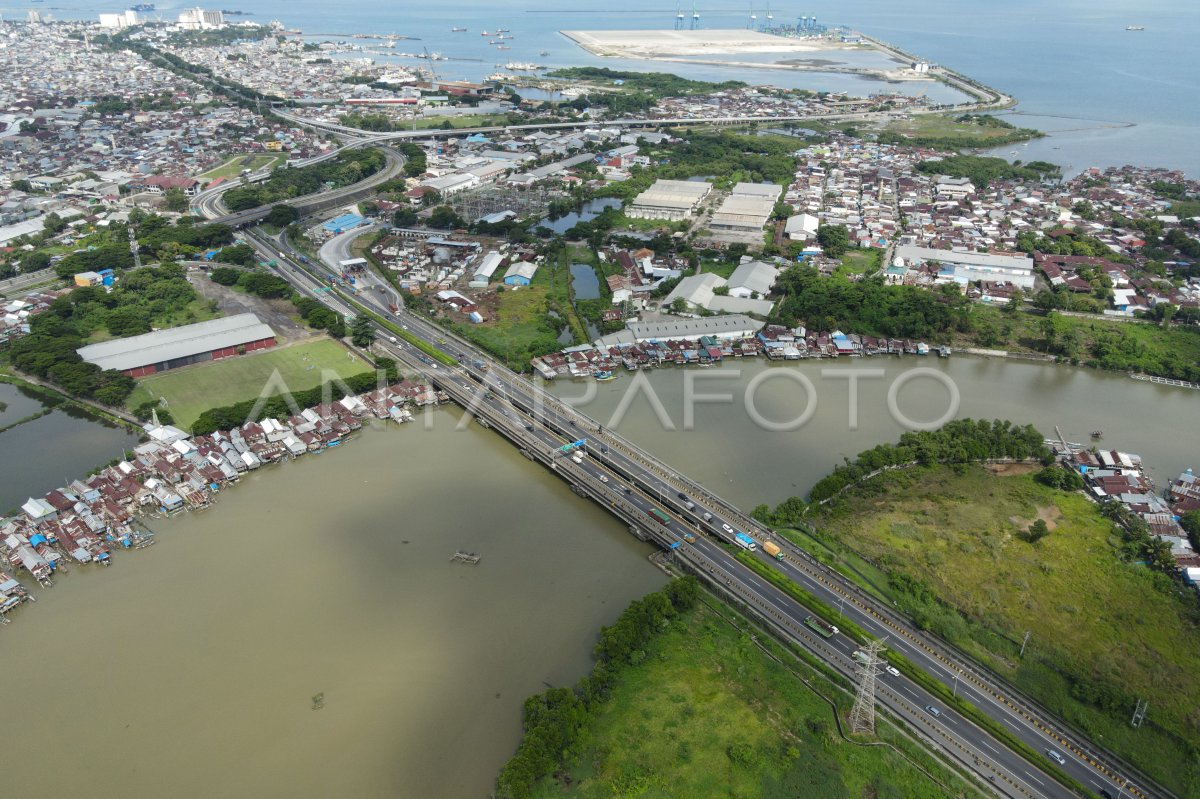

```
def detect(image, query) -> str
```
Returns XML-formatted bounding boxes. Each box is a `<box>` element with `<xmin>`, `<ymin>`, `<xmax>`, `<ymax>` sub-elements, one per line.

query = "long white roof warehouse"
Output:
<box><xmin>76</xmin><ymin>312</ymin><xmax>277</xmax><ymax>377</ymax></box>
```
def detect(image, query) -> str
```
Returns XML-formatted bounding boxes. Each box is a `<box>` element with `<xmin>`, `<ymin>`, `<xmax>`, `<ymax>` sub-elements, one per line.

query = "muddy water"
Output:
<box><xmin>0</xmin><ymin>409</ymin><xmax>664</xmax><ymax>798</ymax></box>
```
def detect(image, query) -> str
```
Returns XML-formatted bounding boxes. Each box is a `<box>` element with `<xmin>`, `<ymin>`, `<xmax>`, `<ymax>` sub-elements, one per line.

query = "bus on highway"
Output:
<box><xmin>647</xmin><ymin>508</ymin><xmax>671</xmax><ymax>526</ymax></box>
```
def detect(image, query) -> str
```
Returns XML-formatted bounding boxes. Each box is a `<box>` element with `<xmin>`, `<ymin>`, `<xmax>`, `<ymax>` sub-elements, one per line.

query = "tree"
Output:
<box><xmin>209</xmin><ymin>266</ymin><xmax>242</xmax><ymax>286</ymax></box>
<box><xmin>163</xmin><ymin>188</ymin><xmax>190</xmax><ymax>213</ymax></box>
<box><xmin>429</xmin><ymin>205</ymin><xmax>464</xmax><ymax>230</ymax></box>
<box><xmin>350</xmin><ymin>315</ymin><xmax>375</xmax><ymax>348</ymax></box>
<box><xmin>1003</xmin><ymin>290</ymin><xmax>1023</xmax><ymax>316</ymax></box>
<box><xmin>1026</xmin><ymin>519</ymin><xmax>1050</xmax><ymax>543</ymax></box>
<box><xmin>816</xmin><ymin>224</ymin><xmax>850</xmax><ymax>258</ymax></box>
<box><xmin>217</xmin><ymin>243</ymin><xmax>257</xmax><ymax>266</ymax></box>
<box><xmin>105</xmin><ymin>307</ymin><xmax>152</xmax><ymax>337</ymax></box>
<box><xmin>264</xmin><ymin>204</ymin><xmax>300</xmax><ymax>227</ymax></box>
<box><xmin>393</xmin><ymin>207</ymin><xmax>418</xmax><ymax>227</ymax></box>
<box><xmin>17</xmin><ymin>250</ymin><xmax>52</xmax><ymax>274</ymax></box>
<box><xmin>1180</xmin><ymin>510</ymin><xmax>1200</xmax><ymax>553</ymax></box>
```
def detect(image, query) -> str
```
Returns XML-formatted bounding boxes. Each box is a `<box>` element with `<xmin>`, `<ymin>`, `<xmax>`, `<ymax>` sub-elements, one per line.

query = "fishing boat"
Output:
<box><xmin>1091</xmin><ymin>430</ymin><xmax>1103</xmax><ymax>440</ymax></box>
<box><xmin>1125</xmin><ymin>25</ymin><xmax>1145</xmax><ymax>31</ymax></box>
<box><xmin>595</xmin><ymin>370</ymin><xmax>616</xmax><ymax>382</ymax></box>
<box><xmin>450</xmin><ymin>26</ymin><xmax>467</xmax><ymax>32</ymax></box>
<box><xmin>480</xmin><ymin>30</ymin><xmax>491</xmax><ymax>36</ymax></box>
<box><xmin>539</xmin><ymin>50</ymin><xmax>550</xmax><ymax>56</ymax></box>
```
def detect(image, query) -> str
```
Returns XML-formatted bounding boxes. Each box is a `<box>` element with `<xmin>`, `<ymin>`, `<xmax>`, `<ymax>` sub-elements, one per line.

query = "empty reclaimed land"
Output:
<box><xmin>516</xmin><ymin>591</ymin><xmax>976</xmax><ymax>799</ymax></box>
<box><xmin>796</xmin><ymin>465</ymin><xmax>1200</xmax><ymax>796</ymax></box>
<box><xmin>560</xmin><ymin>29</ymin><xmax>936</xmax><ymax>84</ymax></box>
<box><xmin>125</xmin><ymin>339</ymin><xmax>372</xmax><ymax>429</ymax></box>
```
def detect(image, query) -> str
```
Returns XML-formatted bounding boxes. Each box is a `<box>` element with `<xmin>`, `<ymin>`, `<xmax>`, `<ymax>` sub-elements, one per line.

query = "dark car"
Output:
<box><xmin>677</xmin><ymin>492</ymin><xmax>687</xmax><ymax>500</ymax></box>
<box><xmin>524</xmin><ymin>424</ymin><xmax>533</xmax><ymax>431</ymax></box>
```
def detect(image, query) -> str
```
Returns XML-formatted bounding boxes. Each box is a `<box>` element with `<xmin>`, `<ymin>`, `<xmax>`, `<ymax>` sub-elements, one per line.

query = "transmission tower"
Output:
<box><xmin>848</xmin><ymin>639</ymin><xmax>888</xmax><ymax>735</ymax></box>
<box><xmin>1131</xmin><ymin>698</ymin><xmax>1148</xmax><ymax>728</ymax></box>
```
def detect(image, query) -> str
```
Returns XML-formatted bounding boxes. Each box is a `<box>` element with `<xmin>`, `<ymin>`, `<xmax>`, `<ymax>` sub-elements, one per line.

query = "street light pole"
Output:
<box><xmin>952</xmin><ymin>670</ymin><xmax>960</xmax><ymax>697</ymax></box>
<box><xmin>1116</xmin><ymin>778</ymin><xmax>1130</xmax><ymax>799</ymax></box>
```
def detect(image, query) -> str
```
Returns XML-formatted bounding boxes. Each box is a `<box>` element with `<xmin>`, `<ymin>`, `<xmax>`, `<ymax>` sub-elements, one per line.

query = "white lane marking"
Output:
<box><xmin>978</xmin><ymin>739</ymin><xmax>999</xmax><ymax>754</ymax></box>
<box><xmin>1024</xmin><ymin>771</ymin><xmax>1045</xmax><ymax>787</ymax></box>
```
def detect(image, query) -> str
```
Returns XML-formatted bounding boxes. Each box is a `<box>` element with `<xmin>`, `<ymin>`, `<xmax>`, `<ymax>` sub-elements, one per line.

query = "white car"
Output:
<box><xmin>599</xmin><ymin>475</ymin><xmax>609</xmax><ymax>483</ymax></box>
<box><xmin>884</xmin><ymin>666</ymin><xmax>900</xmax><ymax>677</ymax></box>
<box><xmin>721</xmin><ymin>523</ymin><xmax>734</xmax><ymax>534</ymax></box>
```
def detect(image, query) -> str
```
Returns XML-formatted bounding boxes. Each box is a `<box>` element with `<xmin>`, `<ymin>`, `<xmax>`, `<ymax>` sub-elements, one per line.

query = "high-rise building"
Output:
<box><xmin>98</xmin><ymin>10</ymin><xmax>140</xmax><ymax>29</ymax></box>
<box><xmin>177</xmin><ymin>7</ymin><xmax>224</xmax><ymax>30</ymax></box>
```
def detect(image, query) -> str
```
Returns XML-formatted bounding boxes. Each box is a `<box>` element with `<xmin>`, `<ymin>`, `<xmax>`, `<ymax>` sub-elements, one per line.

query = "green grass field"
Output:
<box><xmin>414</xmin><ymin>113</ymin><xmax>510</xmax><ymax>129</ymax></box>
<box><xmin>531</xmin><ymin>600</ymin><xmax>973</xmax><ymax>799</ymax></box>
<box><xmin>198</xmin><ymin>154</ymin><xmax>285</xmax><ymax>181</ymax></box>
<box><xmin>126</xmin><ymin>339</ymin><xmax>371</xmax><ymax>428</ymax></box>
<box><xmin>835</xmin><ymin>249</ymin><xmax>882</xmax><ymax>276</ymax></box>
<box><xmin>804</xmin><ymin>465</ymin><xmax>1200</xmax><ymax>795</ymax></box>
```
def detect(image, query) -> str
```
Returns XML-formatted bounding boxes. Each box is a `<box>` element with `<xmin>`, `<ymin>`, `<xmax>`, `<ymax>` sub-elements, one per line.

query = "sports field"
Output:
<box><xmin>126</xmin><ymin>339</ymin><xmax>371</xmax><ymax>428</ymax></box>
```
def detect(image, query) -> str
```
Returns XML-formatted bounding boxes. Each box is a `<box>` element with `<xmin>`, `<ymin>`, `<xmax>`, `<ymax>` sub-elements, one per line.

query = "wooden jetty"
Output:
<box><xmin>450</xmin><ymin>551</ymin><xmax>482</xmax><ymax>565</ymax></box>
<box><xmin>1130</xmin><ymin>373</ymin><xmax>1200</xmax><ymax>390</ymax></box>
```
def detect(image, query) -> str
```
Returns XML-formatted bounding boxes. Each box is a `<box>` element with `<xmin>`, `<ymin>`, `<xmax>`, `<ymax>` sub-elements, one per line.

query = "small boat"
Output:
<box><xmin>1125</xmin><ymin>25</ymin><xmax>1145</xmax><ymax>31</ymax></box>
<box><xmin>539</xmin><ymin>50</ymin><xmax>550</xmax><ymax>56</ymax></box>
<box><xmin>450</xmin><ymin>27</ymin><xmax>467</xmax><ymax>32</ymax></box>
<box><xmin>1091</xmin><ymin>430</ymin><xmax>1103</xmax><ymax>439</ymax></box>
<box><xmin>595</xmin><ymin>370</ymin><xmax>616</xmax><ymax>382</ymax></box>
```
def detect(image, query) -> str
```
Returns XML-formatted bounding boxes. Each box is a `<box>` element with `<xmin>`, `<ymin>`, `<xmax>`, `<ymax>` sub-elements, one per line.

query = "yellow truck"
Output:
<box><xmin>763</xmin><ymin>540</ymin><xmax>784</xmax><ymax>560</ymax></box>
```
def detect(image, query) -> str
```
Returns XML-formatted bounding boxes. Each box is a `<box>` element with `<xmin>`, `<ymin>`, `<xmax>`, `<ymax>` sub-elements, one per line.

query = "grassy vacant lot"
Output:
<box><xmin>532</xmin><ymin>600</ymin><xmax>973</xmax><ymax>799</ymax></box>
<box><xmin>126</xmin><ymin>339</ymin><xmax>370</xmax><ymax>428</ymax></box>
<box><xmin>198</xmin><ymin>154</ymin><xmax>285</xmax><ymax>181</ymax></box>
<box><xmin>448</xmin><ymin>249</ymin><xmax>588</xmax><ymax>369</ymax></box>
<box><xmin>878</xmin><ymin>114</ymin><xmax>1039</xmax><ymax>145</ymax></box>
<box><xmin>836</xmin><ymin>249</ymin><xmax>882</xmax><ymax>276</ymax></box>
<box><xmin>802</xmin><ymin>465</ymin><xmax>1200</xmax><ymax>796</ymax></box>
<box><xmin>415</xmin><ymin>113</ymin><xmax>510</xmax><ymax>129</ymax></box>
<box><xmin>965</xmin><ymin>305</ymin><xmax>1200</xmax><ymax>380</ymax></box>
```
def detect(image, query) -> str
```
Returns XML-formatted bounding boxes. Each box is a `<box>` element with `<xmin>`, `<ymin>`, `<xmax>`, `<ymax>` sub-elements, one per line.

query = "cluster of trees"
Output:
<box><xmin>1016</xmin><ymin>229</ymin><xmax>1125</xmax><ymax>260</ymax></box>
<box><xmin>546</xmin><ymin>67</ymin><xmax>744</xmax><ymax>98</ymax></box>
<box><xmin>495</xmin><ymin>578</ymin><xmax>700</xmax><ymax>799</ymax></box>
<box><xmin>189</xmin><ymin>367</ymin><xmax>393</xmax><ymax>435</ymax></box>
<box><xmin>135</xmin><ymin>216</ymin><xmax>235</xmax><ymax>261</ymax></box>
<box><xmin>772</xmin><ymin>266</ymin><xmax>972</xmax><ymax>340</ymax></box>
<box><xmin>1099</xmin><ymin>501</ymin><xmax>1177</xmax><ymax>574</ymax></box>
<box><xmin>805</xmin><ymin>419</ymin><xmax>1049</xmax><ymax>503</ymax></box>
<box><xmin>208</xmin><ymin>267</ymin><xmax>346</xmax><ymax>337</ymax></box>
<box><xmin>222</xmin><ymin>149</ymin><xmax>386</xmax><ymax>212</ymax></box>
<box><xmin>1033</xmin><ymin>465</ymin><xmax>1085</xmax><ymax>491</ymax></box>
<box><xmin>7</xmin><ymin>264</ymin><xmax>204</xmax><ymax>405</ymax></box>
<box><xmin>53</xmin><ymin>243</ymin><xmax>135</xmax><ymax>278</ymax></box>
<box><xmin>915</xmin><ymin>155</ymin><xmax>1060</xmax><ymax>188</ymax></box>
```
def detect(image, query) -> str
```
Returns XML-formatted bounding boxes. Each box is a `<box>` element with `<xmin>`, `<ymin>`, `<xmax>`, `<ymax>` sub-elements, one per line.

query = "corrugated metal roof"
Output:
<box><xmin>76</xmin><ymin>313</ymin><xmax>275</xmax><ymax>371</ymax></box>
